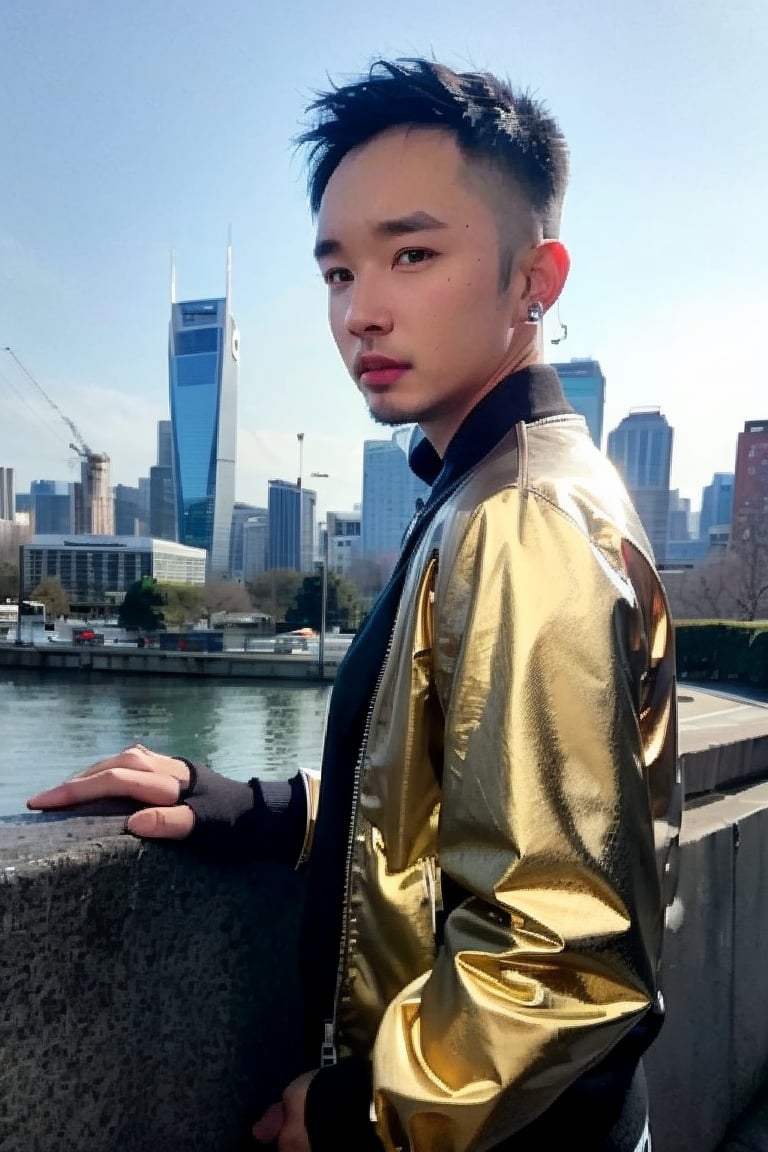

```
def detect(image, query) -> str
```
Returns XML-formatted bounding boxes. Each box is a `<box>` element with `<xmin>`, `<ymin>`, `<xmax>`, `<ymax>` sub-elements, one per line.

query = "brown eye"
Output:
<box><xmin>394</xmin><ymin>248</ymin><xmax>435</xmax><ymax>266</ymax></box>
<box><xmin>324</xmin><ymin>267</ymin><xmax>353</xmax><ymax>285</ymax></box>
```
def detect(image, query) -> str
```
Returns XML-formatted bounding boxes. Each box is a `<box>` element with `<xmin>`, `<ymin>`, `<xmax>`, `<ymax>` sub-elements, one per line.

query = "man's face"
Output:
<box><xmin>314</xmin><ymin>127</ymin><xmax>530</xmax><ymax>451</ymax></box>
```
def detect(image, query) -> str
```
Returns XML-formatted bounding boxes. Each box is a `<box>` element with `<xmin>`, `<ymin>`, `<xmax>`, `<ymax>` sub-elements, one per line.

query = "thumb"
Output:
<box><xmin>126</xmin><ymin>804</ymin><xmax>194</xmax><ymax>840</ymax></box>
<box><xmin>252</xmin><ymin>1101</ymin><xmax>284</xmax><ymax>1143</ymax></box>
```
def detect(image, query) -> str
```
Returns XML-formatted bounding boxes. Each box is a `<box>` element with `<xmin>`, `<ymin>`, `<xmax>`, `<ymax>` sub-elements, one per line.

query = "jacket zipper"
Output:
<box><xmin>321</xmin><ymin>614</ymin><xmax>399</xmax><ymax>1067</ymax></box>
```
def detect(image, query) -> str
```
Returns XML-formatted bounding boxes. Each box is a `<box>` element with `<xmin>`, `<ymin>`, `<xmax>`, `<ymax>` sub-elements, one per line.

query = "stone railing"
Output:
<box><xmin>4</xmin><ymin>731</ymin><xmax>768</xmax><ymax>1151</ymax></box>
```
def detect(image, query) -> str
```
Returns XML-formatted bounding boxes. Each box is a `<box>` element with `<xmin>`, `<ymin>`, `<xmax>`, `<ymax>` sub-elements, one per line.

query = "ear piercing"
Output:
<box><xmin>527</xmin><ymin>301</ymin><xmax>544</xmax><ymax>323</ymax></box>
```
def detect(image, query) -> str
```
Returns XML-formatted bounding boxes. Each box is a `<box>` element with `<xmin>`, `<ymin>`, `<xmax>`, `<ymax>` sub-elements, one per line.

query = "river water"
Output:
<box><xmin>0</xmin><ymin>670</ymin><xmax>330</xmax><ymax>818</ymax></box>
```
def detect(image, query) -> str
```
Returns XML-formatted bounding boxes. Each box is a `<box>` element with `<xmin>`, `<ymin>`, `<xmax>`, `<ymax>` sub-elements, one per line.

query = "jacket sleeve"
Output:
<box><xmin>372</xmin><ymin>489</ymin><xmax>676</xmax><ymax>1152</ymax></box>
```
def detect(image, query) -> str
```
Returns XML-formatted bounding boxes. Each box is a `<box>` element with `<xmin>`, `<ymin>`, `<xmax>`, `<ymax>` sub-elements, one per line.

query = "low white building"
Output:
<box><xmin>22</xmin><ymin>535</ymin><xmax>206</xmax><ymax>611</ymax></box>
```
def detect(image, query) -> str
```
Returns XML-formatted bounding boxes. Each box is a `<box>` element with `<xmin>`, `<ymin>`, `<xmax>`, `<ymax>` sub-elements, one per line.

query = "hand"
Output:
<box><xmin>26</xmin><ymin>743</ymin><xmax>195</xmax><ymax>839</ymax></box>
<box><xmin>253</xmin><ymin>1071</ymin><xmax>317</xmax><ymax>1151</ymax></box>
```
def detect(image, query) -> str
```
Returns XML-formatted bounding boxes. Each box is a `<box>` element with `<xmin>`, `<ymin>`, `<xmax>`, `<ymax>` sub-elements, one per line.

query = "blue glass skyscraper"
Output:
<box><xmin>361</xmin><ymin>428</ymin><xmax>430</xmax><ymax>564</ymax></box>
<box><xmin>552</xmin><ymin>358</ymin><xmax>606</xmax><ymax>449</ymax></box>
<box><xmin>168</xmin><ymin>248</ymin><xmax>238</xmax><ymax>577</ymax></box>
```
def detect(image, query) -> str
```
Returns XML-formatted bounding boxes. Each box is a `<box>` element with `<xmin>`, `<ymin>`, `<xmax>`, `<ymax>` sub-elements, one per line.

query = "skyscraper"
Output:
<box><xmin>0</xmin><ymin>467</ymin><xmax>14</xmax><ymax>521</ymax></box>
<box><xmin>699</xmin><ymin>472</ymin><xmax>734</xmax><ymax>543</ymax></box>
<box><xmin>229</xmin><ymin>502</ymin><xmax>267</xmax><ymax>580</ymax></box>
<box><xmin>31</xmin><ymin>480</ymin><xmax>76</xmax><ymax>535</ymax></box>
<box><xmin>150</xmin><ymin>419</ymin><xmax>176</xmax><ymax>542</ymax></box>
<box><xmin>114</xmin><ymin>484</ymin><xmax>148</xmax><ymax>536</ymax></box>
<box><xmin>552</xmin><ymin>358</ymin><xmax>606</xmax><ymax>449</ymax></box>
<box><xmin>157</xmin><ymin>420</ymin><xmax>173</xmax><ymax>469</ymax></box>
<box><xmin>267</xmin><ymin>480</ymin><xmax>316</xmax><ymax>572</ymax></box>
<box><xmin>732</xmin><ymin>420</ymin><xmax>768</xmax><ymax>547</ymax></box>
<box><xmin>607</xmin><ymin>408</ymin><xmax>673</xmax><ymax>564</ymax></box>
<box><xmin>361</xmin><ymin>429</ymin><xmax>430</xmax><ymax>563</ymax></box>
<box><xmin>168</xmin><ymin>249</ymin><xmax>238</xmax><ymax>577</ymax></box>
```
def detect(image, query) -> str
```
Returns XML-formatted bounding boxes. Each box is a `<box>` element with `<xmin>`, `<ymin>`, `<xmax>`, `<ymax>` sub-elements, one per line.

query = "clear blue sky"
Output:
<box><xmin>1</xmin><ymin>0</ymin><xmax>766</xmax><ymax>516</ymax></box>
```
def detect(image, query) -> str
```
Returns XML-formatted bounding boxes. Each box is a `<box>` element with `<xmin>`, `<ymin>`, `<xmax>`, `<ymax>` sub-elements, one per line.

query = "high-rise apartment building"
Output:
<box><xmin>552</xmin><ymin>358</ymin><xmax>606</xmax><ymax>449</ymax></box>
<box><xmin>31</xmin><ymin>480</ymin><xmax>76</xmax><ymax>535</ymax></box>
<box><xmin>732</xmin><ymin>420</ymin><xmax>768</xmax><ymax>548</ymax></box>
<box><xmin>74</xmin><ymin>454</ymin><xmax>114</xmax><ymax>535</ymax></box>
<box><xmin>699</xmin><ymin>472</ymin><xmax>734</xmax><ymax>543</ymax></box>
<box><xmin>168</xmin><ymin>249</ymin><xmax>239</xmax><ymax>577</ymax></box>
<box><xmin>0</xmin><ymin>468</ymin><xmax>14</xmax><ymax>521</ymax></box>
<box><xmin>361</xmin><ymin>429</ymin><xmax>430</xmax><ymax>563</ymax></box>
<box><xmin>267</xmin><ymin>480</ymin><xmax>316</xmax><ymax>572</ymax></box>
<box><xmin>607</xmin><ymin>408</ymin><xmax>673</xmax><ymax>564</ymax></box>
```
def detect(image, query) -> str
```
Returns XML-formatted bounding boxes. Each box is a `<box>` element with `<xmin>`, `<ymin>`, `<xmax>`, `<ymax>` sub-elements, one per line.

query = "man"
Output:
<box><xmin>29</xmin><ymin>59</ymin><xmax>680</xmax><ymax>1152</ymax></box>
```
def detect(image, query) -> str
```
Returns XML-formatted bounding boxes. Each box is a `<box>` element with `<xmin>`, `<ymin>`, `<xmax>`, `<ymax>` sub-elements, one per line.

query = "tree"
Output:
<box><xmin>202</xmin><ymin>580</ymin><xmax>254</xmax><ymax>616</ymax></box>
<box><xmin>156</xmin><ymin>583</ymin><xmax>205</xmax><ymax>629</ymax></box>
<box><xmin>284</xmin><ymin>571</ymin><xmax>363</xmax><ymax>631</ymax></box>
<box><xmin>247</xmin><ymin>570</ymin><xmax>305</xmax><ymax>624</ymax></box>
<box><xmin>119</xmin><ymin>577</ymin><xmax>165</xmax><ymax>632</ymax></box>
<box><xmin>30</xmin><ymin>577</ymin><xmax>70</xmax><ymax>618</ymax></box>
<box><xmin>731</xmin><ymin>513</ymin><xmax>768</xmax><ymax>621</ymax></box>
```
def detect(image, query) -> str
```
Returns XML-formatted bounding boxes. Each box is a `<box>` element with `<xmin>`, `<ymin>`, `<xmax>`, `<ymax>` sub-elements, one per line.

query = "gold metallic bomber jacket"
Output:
<box><xmin>317</xmin><ymin>414</ymin><xmax>680</xmax><ymax>1152</ymax></box>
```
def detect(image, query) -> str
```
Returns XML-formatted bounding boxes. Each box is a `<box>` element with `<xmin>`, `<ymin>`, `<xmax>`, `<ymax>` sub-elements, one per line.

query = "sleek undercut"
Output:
<box><xmin>297</xmin><ymin>58</ymin><xmax>569</xmax><ymax>288</ymax></box>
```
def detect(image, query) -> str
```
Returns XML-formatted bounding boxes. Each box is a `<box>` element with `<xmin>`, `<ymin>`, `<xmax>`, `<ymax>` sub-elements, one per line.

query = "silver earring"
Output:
<box><xmin>527</xmin><ymin>300</ymin><xmax>544</xmax><ymax>323</ymax></box>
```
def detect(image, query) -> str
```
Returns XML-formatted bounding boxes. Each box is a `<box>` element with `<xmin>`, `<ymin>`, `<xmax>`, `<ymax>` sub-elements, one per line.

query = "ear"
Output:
<box><xmin>526</xmin><ymin>240</ymin><xmax>570</xmax><ymax>313</ymax></box>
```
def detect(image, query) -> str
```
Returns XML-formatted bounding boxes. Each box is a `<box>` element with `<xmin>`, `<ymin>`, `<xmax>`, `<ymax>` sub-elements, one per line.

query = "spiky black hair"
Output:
<box><xmin>298</xmin><ymin>58</ymin><xmax>569</xmax><ymax>238</ymax></box>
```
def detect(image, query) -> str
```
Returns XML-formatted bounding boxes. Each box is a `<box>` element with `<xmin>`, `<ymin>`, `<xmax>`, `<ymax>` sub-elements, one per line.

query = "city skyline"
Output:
<box><xmin>1</xmin><ymin>2</ymin><xmax>766</xmax><ymax>520</ymax></box>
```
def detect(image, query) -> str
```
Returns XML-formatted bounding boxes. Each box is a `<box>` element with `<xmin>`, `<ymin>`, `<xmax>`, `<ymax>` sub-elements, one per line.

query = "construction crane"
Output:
<box><xmin>2</xmin><ymin>346</ymin><xmax>114</xmax><ymax>535</ymax></box>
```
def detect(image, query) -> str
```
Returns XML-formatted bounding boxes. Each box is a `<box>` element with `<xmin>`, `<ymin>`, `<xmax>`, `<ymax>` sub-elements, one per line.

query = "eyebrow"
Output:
<box><xmin>313</xmin><ymin>211</ymin><xmax>448</xmax><ymax>261</ymax></box>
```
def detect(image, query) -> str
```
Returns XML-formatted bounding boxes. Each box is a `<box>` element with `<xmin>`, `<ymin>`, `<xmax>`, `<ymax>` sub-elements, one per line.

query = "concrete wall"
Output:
<box><xmin>0</xmin><ymin>815</ymin><xmax>304</xmax><ymax>1152</ymax></box>
<box><xmin>4</xmin><ymin>775</ymin><xmax>768</xmax><ymax>1150</ymax></box>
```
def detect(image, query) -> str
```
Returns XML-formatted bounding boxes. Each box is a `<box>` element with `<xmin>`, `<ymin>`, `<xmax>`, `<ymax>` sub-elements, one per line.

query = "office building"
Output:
<box><xmin>114</xmin><ymin>484</ymin><xmax>149</xmax><ymax>536</ymax></box>
<box><xmin>732</xmin><ymin>420</ymin><xmax>768</xmax><ymax>551</ymax></box>
<box><xmin>157</xmin><ymin>420</ymin><xmax>173</xmax><ymax>469</ymax></box>
<box><xmin>243</xmin><ymin>513</ymin><xmax>269</xmax><ymax>581</ymax></box>
<box><xmin>229</xmin><ymin>502</ymin><xmax>267</xmax><ymax>580</ymax></box>
<box><xmin>607</xmin><ymin>408</ymin><xmax>673</xmax><ymax>564</ymax></box>
<box><xmin>267</xmin><ymin>480</ymin><xmax>316</xmax><ymax>572</ymax></box>
<box><xmin>149</xmin><ymin>420</ymin><xmax>176</xmax><ymax>542</ymax></box>
<box><xmin>169</xmin><ymin>248</ymin><xmax>239</xmax><ymax>576</ymax></box>
<box><xmin>326</xmin><ymin>510</ymin><xmax>362</xmax><ymax>577</ymax></box>
<box><xmin>22</xmin><ymin>535</ymin><xmax>205</xmax><ymax>612</ymax></box>
<box><xmin>0</xmin><ymin>467</ymin><xmax>14</xmax><ymax>521</ymax></box>
<box><xmin>361</xmin><ymin>429</ymin><xmax>430</xmax><ymax>563</ymax></box>
<box><xmin>31</xmin><ymin>480</ymin><xmax>76</xmax><ymax>535</ymax></box>
<box><xmin>699</xmin><ymin>473</ymin><xmax>734</xmax><ymax>543</ymax></box>
<box><xmin>552</xmin><ymin>358</ymin><xmax>606</xmax><ymax>449</ymax></box>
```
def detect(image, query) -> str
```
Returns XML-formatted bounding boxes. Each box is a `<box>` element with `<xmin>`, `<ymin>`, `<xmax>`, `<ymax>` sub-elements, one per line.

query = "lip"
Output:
<box><xmin>355</xmin><ymin>354</ymin><xmax>411</xmax><ymax>389</ymax></box>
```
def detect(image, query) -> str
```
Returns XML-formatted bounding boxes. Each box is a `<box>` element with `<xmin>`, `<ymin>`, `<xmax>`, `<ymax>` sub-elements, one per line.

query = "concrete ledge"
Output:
<box><xmin>6</xmin><ymin>780</ymin><xmax>768</xmax><ymax>1152</ymax></box>
<box><xmin>0</xmin><ymin>644</ymin><xmax>335</xmax><ymax>680</ymax></box>
<box><xmin>0</xmin><ymin>816</ymin><xmax>304</xmax><ymax>1152</ymax></box>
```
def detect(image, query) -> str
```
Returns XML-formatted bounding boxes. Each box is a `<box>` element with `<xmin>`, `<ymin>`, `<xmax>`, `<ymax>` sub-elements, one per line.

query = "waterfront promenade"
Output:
<box><xmin>3</xmin><ymin>684</ymin><xmax>768</xmax><ymax>1151</ymax></box>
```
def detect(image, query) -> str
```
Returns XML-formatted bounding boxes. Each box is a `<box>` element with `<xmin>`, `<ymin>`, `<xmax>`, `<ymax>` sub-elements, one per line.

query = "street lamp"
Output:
<box><xmin>310</xmin><ymin>472</ymin><xmax>330</xmax><ymax>680</ymax></box>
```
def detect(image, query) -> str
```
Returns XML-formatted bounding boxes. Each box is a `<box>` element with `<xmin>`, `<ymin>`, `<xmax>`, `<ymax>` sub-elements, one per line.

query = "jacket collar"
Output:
<box><xmin>409</xmin><ymin>363</ymin><xmax>572</xmax><ymax>490</ymax></box>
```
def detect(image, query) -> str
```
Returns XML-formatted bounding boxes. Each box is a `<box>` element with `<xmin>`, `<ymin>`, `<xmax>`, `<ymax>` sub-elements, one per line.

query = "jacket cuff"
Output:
<box><xmin>305</xmin><ymin>1058</ymin><xmax>383</xmax><ymax>1152</ymax></box>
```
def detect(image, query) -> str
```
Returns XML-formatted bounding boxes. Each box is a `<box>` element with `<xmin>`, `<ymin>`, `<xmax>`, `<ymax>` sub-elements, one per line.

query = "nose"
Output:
<box><xmin>344</xmin><ymin>276</ymin><xmax>393</xmax><ymax>338</ymax></box>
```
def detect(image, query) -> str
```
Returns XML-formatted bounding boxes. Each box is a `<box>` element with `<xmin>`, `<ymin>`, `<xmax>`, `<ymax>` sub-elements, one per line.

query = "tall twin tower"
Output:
<box><xmin>168</xmin><ymin>247</ymin><xmax>239</xmax><ymax>577</ymax></box>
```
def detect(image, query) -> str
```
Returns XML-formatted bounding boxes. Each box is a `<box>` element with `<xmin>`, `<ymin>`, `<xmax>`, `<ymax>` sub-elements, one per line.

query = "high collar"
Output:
<box><xmin>409</xmin><ymin>363</ymin><xmax>572</xmax><ymax>490</ymax></box>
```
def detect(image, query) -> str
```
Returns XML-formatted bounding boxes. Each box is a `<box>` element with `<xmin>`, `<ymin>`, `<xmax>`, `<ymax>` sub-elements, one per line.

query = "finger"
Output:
<box><xmin>126</xmin><ymin>805</ymin><xmax>194</xmax><ymax>840</ymax></box>
<box><xmin>252</xmin><ymin>1101</ymin><xmax>284</xmax><ymax>1143</ymax></box>
<box><xmin>27</xmin><ymin>767</ymin><xmax>182</xmax><ymax>811</ymax></box>
<box><xmin>70</xmin><ymin>745</ymin><xmax>189</xmax><ymax>784</ymax></box>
